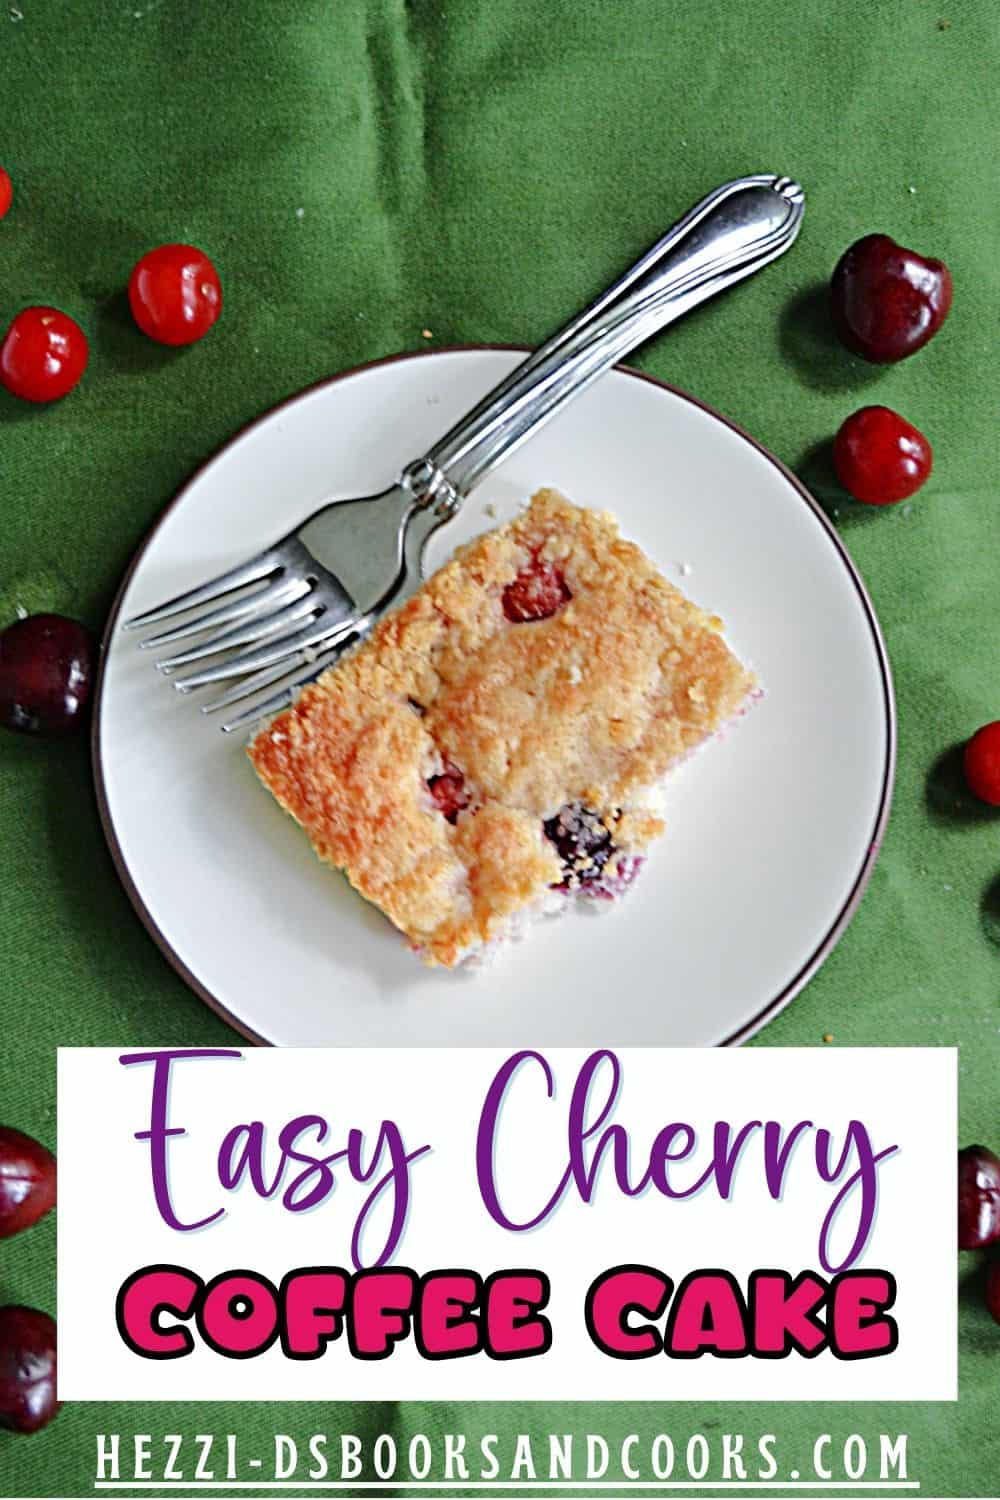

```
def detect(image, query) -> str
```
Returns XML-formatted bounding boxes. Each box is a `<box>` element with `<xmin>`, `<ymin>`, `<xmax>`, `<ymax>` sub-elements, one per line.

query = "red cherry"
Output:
<box><xmin>428</xmin><ymin>765</ymin><xmax>469</xmax><ymax>824</ymax></box>
<box><xmin>0</xmin><ymin>167</ymin><xmax>12</xmax><ymax>220</ymax></box>
<box><xmin>958</xmin><ymin>1145</ymin><xmax>1000</xmax><ymax>1250</ymax></box>
<box><xmin>0</xmin><ymin>1306</ymin><xmax>59</xmax><ymax>1434</ymax></box>
<box><xmin>0</xmin><ymin>613</ymin><xmax>95</xmax><ymax>735</ymax></box>
<box><xmin>0</xmin><ymin>1127</ymin><xmax>56</xmax><ymax>1240</ymax></box>
<box><xmin>833</xmin><ymin>406</ymin><xmax>932</xmax><ymax>505</ymax></box>
<box><xmin>964</xmin><ymin>722</ymin><xmax>1000</xmax><ymax>806</ymax></box>
<box><xmin>0</xmin><ymin>307</ymin><xmax>89</xmax><ymax>403</ymax></box>
<box><xmin>128</xmin><ymin>243</ymin><xmax>222</xmax><ymax>346</ymax></box>
<box><xmin>502</xmin><ymin>559</ymin><xmax>571</xmax><ymax>622</ymax></box>
<box><xmin>831</xmin><ymin>234</ymin><xmax>952</xmax><ymax>363</ymax></box>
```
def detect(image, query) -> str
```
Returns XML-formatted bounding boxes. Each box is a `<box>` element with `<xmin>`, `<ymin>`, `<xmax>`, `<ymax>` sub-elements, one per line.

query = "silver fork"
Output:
<box><xmin>125</xmin><ymin>174</ymin><xmax>804</xmax><ymax>733</ymax></box>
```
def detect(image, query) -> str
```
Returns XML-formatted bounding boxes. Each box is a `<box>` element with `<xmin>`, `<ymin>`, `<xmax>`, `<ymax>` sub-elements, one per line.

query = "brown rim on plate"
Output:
<box><xmin>91</xmin><ymin>345</ymin><xmax>896</xmax><ymax>1048</ymax></box>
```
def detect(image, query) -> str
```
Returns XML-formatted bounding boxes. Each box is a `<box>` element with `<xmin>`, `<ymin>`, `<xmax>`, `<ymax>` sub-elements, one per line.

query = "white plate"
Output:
<box><xmin>94</xmin><ymin>349</ymin><xmax>894</xmax><ymax>1047</ymax></box>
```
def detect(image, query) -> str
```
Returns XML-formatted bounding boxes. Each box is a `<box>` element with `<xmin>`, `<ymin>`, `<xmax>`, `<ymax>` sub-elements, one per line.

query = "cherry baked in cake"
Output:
<box><xmin>249</xmin><ymin>490</ymin><xmax>754</xmax><ymax>965</ymax></box>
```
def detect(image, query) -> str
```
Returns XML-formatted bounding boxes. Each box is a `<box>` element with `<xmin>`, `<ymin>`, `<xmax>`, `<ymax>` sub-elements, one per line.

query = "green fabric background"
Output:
<box><xmin>1</xmin><ymin>0</ymin><xmax>997</xmax><ymax>1494</ymax></box>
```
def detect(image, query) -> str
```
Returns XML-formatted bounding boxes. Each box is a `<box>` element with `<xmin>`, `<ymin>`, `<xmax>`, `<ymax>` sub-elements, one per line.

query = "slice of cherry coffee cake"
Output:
<box><xmin>249</xmin><ymin>489</ymin><xmax>754</xmax><ymax>966</ymax></box>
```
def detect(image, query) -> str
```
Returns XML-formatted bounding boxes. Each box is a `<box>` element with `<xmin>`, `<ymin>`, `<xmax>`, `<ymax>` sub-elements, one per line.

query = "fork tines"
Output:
<box><xmin>125</xmin><ymin>538</ymin><xmax>360</xmax><ymax>725</ymax></box>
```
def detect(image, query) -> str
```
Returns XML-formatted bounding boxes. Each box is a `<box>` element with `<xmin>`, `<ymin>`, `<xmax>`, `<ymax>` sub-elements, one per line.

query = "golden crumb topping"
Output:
<box><xmin>249</xmin><ymin>489</ymin><xmax>753</xmax><ymax>965</ymax></box>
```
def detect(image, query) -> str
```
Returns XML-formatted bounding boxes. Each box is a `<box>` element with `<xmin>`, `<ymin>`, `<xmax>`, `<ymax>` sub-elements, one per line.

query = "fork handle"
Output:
<box><xmin>402</xmin><ymin>174</ymin><xmax>804</xmax><ymax>512</ymax></box>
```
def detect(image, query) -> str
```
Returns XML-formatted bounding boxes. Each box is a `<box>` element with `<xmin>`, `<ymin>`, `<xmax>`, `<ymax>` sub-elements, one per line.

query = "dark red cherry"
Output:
<box><xmin>428</xmin><ymin>765</ymin><xmax>469</xmax><ymax>824</ymax></box>
<box><xmin>958</xmin><ymin>1145</ymin><xmax>1000</xmax><ymax>1250</ymax></box>
<box><xmin>833</xmin><ymin>406</ymin><xmax>932</xmax><ymax>505</ymax></box>
<box><xmin>543</xmin><ymin>802</ymin><xmax>613</xmax><ymax>887</ymax></box>
<box><xmin>502</xmin><ymin>559</ymin><xmax>570</xmax><ymax>622</ymax></box>
<box><xmin>0</xmin><ymin>613</ymin><xmax>94</xmax><ymax>734</ymax></box>
<box><xmin>0</xmin><ymin>1306</ymin><xmax>59</xmax><ymax>1434</ymax></box>
<box><xmin>0</xmin><ymin>1127</ymin><xmax>56</xmax><ymax>1240</ymax></box>
<box><xmin>831</xmin><ymin>234</ymin><xmax>952</xmax><ymax>363</ymax></box>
